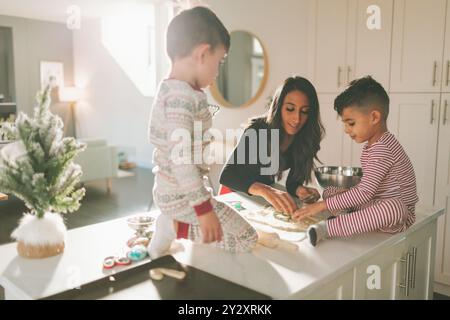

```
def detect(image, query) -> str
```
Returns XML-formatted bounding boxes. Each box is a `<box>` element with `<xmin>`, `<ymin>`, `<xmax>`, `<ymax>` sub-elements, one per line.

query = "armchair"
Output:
<box><xmin>74</xmin><ymin>138</ymin><xmax>118</xmax><ymax>193</ymax></box>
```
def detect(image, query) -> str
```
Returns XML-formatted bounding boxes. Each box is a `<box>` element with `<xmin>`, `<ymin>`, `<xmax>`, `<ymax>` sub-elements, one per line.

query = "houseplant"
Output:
<box><xmin>0</xmin><ymin>85</ymin><xmax>86</xmax><ymax>258</ymax></box>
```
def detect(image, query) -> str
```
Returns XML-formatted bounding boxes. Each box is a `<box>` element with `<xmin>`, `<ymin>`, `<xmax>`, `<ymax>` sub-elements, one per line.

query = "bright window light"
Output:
<box><xmin>101</xmin><ymin>3</ymin><xmax>156</xmax><ymax>96</ymax></box>
<box><xmin>253</xmin><ymin>38</ymin><xmax>263</xmax><ymax>56</ymax></box>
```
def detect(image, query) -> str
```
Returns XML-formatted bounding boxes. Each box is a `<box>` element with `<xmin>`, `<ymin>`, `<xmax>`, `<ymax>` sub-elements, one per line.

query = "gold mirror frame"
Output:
<box><xmin>210</xmin><ymin>30</ymin><xmax>268</xmax><ymax>108</ymax></box>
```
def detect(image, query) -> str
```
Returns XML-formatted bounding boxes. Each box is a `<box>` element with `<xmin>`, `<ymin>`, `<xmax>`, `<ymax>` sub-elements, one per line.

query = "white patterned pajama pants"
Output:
<box><xmin>175</xmin><ymin>199</ymin><xmax>258</xmax><ymax>253</ymax></box>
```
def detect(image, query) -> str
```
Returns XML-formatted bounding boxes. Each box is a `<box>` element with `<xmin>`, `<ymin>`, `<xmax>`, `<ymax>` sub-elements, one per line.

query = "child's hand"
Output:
<box><xmin>197</xmin><ymin>211</ymin><xmax>223</xmax><ymax>243</ymax></box>
<box><xmin>296</xmin><ymin>186</ymin><xmax>321</xmax><ymax>204</ymax></box>
<box><xmin>292</xmin><ymin>201</ymin><xmax>327</xmax><ymax>221</ymax></box>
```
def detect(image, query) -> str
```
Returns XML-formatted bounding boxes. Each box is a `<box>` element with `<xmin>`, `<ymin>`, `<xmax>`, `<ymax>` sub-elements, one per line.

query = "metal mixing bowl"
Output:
<box><xmin>314</xmin><ymin>166</ymin><xmax>363</xmax><ymax>189</ymax></box>
<box><xmin>126</xmin><ymin>215</ymin><xmax>155</xmax><ymax>236</ymax></box>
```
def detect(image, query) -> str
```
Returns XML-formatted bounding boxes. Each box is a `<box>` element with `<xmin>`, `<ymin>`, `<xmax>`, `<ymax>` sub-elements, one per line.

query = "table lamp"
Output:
<box><xmin>58</xmin><ymin>87</ymin><xmax>82</xmax><ymax>138</ymax></box>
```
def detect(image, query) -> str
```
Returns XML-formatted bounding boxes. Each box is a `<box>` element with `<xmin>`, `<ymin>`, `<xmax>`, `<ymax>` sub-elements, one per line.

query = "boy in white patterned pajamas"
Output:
<box><xmin>147</xmin><ymin>7</ymin><xmax>257</xmax><ymax>258</ymax></box>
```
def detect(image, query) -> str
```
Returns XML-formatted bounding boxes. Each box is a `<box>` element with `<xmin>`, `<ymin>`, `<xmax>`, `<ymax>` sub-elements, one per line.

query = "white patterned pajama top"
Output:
<box><xmin>148</xmin><ymin>79</ymin><xmax>257</xmax><ymax>253</ymax></box>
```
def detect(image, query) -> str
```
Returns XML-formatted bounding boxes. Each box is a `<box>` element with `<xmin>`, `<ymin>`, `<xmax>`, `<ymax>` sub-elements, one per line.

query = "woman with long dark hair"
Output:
<box><xmin>219</xmin><ymin>76</ymin><xmax>325</xmax><ymax>213</ymax></box>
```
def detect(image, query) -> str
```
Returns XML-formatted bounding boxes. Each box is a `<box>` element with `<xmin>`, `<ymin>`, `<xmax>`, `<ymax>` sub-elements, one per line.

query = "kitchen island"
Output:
<box><xmin>172</xmin><ymin>192</ymin><xmax>444</xmax><ymax>299</ymax></box>
<box><xmin>0</xmin><ymin>192</ymin><xmax>443</xmax><ymax>299</ymax></box>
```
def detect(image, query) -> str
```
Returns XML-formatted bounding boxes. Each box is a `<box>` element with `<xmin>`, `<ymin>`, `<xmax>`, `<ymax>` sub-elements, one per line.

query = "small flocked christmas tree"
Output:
<box><xmin>0</xmin><ymin>85</ymin><xmax>86</xmax><ymax>258</ymax></box>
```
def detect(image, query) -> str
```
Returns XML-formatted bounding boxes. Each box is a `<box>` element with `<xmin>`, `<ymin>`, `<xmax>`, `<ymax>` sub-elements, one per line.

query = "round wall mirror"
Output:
<box><xmin>210</xmin><ymin>30</ymin><xmax>268</xmax><ymax>108</ymax></box>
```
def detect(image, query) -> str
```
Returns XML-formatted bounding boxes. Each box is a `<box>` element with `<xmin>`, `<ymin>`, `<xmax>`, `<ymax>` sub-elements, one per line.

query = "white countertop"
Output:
<box><xmin>0</xmin><ymin>192</ymin><xmax>444</xmax><ymax>299</ymax></box>
<box><xmin>171</xmin><ymin>192</ymin><xmax>444</xmax><ymax>299</ymax></box>
<box><xmin>0</xmin><ymin>213</ymin><xmax>153</xmax><ymax>299</ymax></box>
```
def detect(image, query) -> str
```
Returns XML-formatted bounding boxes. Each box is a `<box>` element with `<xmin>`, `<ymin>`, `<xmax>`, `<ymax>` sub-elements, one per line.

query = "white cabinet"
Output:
<box><xmin>343</xmin><ymin>134</ymin><xmax>363</xmax><ymax>167</ymax></box>
<box><xmin>354</xmin><ymin>222</ymin><xmax>435</xmax><ymax>300</ymax></box>
<box><xmin>351</xmin><ymin>0</ymin><xmax>393</xmax><ymax>89</ymax></box>
<box><xmin>393</xmin><ymin>221</ymin><xmax>437</xmax><ymax>299</ymax></box>
<box><xmin>307</xmin><ymin>0</ymin><xmax>348</xmax><ymax>93</ymax></box>
<box><xmin>435</xmin><ymin>93</ymin><xmax>450</xmax><ymax>286</ymax></box>
<box><xmin>443</xmin><ymin>3</ymin><xmax>450</xmax><ymax>93</ymax></box>
<box><xmin>402</xmin><ymin>221</ymin><xmax>437</xmax><ymax>299</ymax></box>
<box><xmin>303</xmin><ymin>220</ymin><xmax>437</xmax><ymax>300</ymax></box>
<box><xmin>307</xmin><ymin>0</ymin><xmax>393</xmax><ymax>93</ymax></box>
<box><xmin>390</xmin><ymin>0</ymin><xmax>447</xmax><ymax>92</ymax></box>
<box><xmin>388</xmin><ymin>94</ymin><xmax>441</xmax><ymax>207</ymax></box>
<box><xmin>300</xmin><ymin>271</ymin><xmax>354</xmax><ymax>300</ymax></box>
<box><xmin>354</xmin><ymin>238</ymin><xmax>405</xmax><ymax>299</ymax></box>
<box><xmin>308</xmin><ymin>0</ymin><xmax>450</xmax><ymax>294</ymax></box>
<box><xmin>317</xmin><ymin>94</ymin><xmax>345</xmax><ymax>166</ymax></box>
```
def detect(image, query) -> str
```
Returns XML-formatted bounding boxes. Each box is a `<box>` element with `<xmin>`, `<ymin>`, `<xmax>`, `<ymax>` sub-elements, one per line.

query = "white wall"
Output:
<box><xmin>0</xmin><ymin>15</ymin><xmax>74</xmax><ymax>116</ymax></box>
<box><xmin>72</xmin><ymin>0</ymin><xmax>310</xmax><ymax>183</ymax></box>
<box><xmin>73</xmin><ymin>19</ymin><xmax>153</xmax><ymax>167</ymax></box>
<box><xmin>72</xmin><ymin>2</ymin><xmax>171</xmax><ymax>168</ymax></box>
<box><xmin>206</xmin><ymin>0</ymin><xmax>309</xmax><ymax>132</ymax></box>
<box><xmin>205</xmin><ymin>0</ymin><xmax>310</xmax><ymax>190</ymax></box>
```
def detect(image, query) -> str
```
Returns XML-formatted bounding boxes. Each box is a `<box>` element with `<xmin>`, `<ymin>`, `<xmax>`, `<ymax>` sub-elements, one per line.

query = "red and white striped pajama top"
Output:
<box><xmin>324</xmin><ymin>131</ymin><xmax>418</xmax><ymax>237</ymax></box>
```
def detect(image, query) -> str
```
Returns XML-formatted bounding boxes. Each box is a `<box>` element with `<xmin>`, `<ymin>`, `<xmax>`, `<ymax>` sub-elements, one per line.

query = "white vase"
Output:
<box><xmin>11</xmin><ymin>212</ymin><xmax>67</xmax><ymax>259</ymax></box>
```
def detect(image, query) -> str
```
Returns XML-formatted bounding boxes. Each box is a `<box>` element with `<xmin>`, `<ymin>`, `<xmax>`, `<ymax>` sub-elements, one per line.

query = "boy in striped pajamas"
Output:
<box><xmin>293</xmin><ymin>76</ymin><xmax>418</xmax><ymax>246</ymax></box>
<box><xmin>147</xmin><ymin>7</ymin><xmax>257</xmax><ymax>259</ymax></box>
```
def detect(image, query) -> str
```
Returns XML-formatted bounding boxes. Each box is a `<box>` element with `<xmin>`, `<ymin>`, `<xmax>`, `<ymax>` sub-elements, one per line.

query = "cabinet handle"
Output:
<box><xmin>432</xmin><ymin>61</ymin><xmax>438</xmax><ymax>86</ymax></box>
<box><xmin>399</xmin><ymin>252</ymin><xmax>411</xmax><ymax>297</ymax></box>
<box><xmin>430</xmin><ymin>100</ymin><xmax>435</xmax><ymax>124</ymax></box>
<box><xmin>409</xmin><ymin>247</ymin><xmax>417</xmax><ymax>289</ymax></box>
<box><xmin>337</xmin><ymin>66</ymin><xmax>342</xmax><ymax>87</ymax></box>
<box><xmin>347</xmin><ymin>66</ymin><xmax>351</xmax><ymax>84</ymax></box>
<box><xmin>443</xmin><ymin>100</ymin><xmax>449</xmax><ymax>125</ymax></box>
<box><xmin>446</xmin><ymin>61</ymin><xmax>450</xmax><ymax>86</ymax></box>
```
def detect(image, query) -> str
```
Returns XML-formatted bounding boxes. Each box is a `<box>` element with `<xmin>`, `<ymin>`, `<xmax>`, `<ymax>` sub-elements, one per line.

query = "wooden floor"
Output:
<box><xmin>0</xmin><ymin>167</ymin><xmax>154</xmax><ymax>246</ymax></box>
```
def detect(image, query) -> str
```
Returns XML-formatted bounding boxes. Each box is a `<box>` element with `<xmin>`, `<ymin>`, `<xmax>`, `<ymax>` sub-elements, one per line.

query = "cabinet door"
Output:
<box><xmin>342</xmin><ymin>138</ymin><xmax>363</xmax><ymax>167</ymax></box>
<box><xmin>443</xmin><ymin>3</ymin><xmax>450</xmax><ymax>92</ymax></box>
<box><xmin>394</xmin><ymin>222</ymin><xmax>437</xmax><ymax>300</ymax></box>
<box><xmin>350</xmin><ymin>0</ymin><xmax>393</xmax><ymax>89</ymax></box>
<box><xmin>354</xmin><ymin>238</ymin><xmax>406</xmax><ymax>299</ymax></box>
<box><xmin>390</xmin><ymin>0</ymin><xmax>447</xmax><ymax>92</ymax></box>
<box><xmin>435</xmin><ymin>93</ymin><xmax>450</xmax><ymax>285</ymax></box>
<box><xmin>389</xmin><ymin>94</ymin><xmax>441</xmax><ymax>206</ymax></box>
<box><xmin>307</xmin><ymin>0</ymin><xmax>350</xmax><ymax>93</ymax></box>
<box><xmin>406</xmin><ymin>221</ymin><xmax>437</xmax><ymax>300</ymax></box>
<box><xmin>300</xmin><ymin>270</ymin><xmax>354</xmax><ymax>300</ymax></box>
<box><xmin>317</xmin><ymin>94</ymin><xmax>345</xmax><ymax>166</ymax></box>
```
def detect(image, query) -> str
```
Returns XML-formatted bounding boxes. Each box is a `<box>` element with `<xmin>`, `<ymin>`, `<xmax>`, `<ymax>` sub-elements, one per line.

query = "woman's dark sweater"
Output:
<box><xmin>219</xmin><ymin>118</ymin><xmax>301</xmax><ymax>197</ymax></box>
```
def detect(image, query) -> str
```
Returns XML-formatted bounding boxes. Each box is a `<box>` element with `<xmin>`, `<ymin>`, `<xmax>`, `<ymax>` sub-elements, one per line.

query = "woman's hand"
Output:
<box><xmin>292</xmin><ymin>201</ymin><xmax>327</xmax><ymax>221</ymax></box>
<box><xmin>296</xmin><ymin>186</ymin><xmax>321</xmax><ymax>203</ymax></box>
<box><xmin>197</xmin><ymin>211</ymin><xmax>223</xmax><ymax>243</ymax></box>
<box><xmin>249</xmin><ymin>182</ymin><xmax>298</xmax><ymax>214</ymax></box>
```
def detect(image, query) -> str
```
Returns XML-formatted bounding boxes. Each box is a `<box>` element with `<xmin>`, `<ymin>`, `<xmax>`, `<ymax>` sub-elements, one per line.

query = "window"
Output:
<box><xmin>101</xmin><ymin>2</ymin><xmax>171</xmax><ymax>97</ymax></box>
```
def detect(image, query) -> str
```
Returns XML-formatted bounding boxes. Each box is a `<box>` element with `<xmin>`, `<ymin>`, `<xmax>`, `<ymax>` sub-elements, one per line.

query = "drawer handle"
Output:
<box><xmin>432</xmin><ymin>61</ymin><xmax>438</xmax><ymax>86</ymax></box>
<box><xmin>430</xmin><ymin>100</ymin><xmax>435</xmax><ymax>124</ymax></box>
<box><xmin>399</xmin><ymin>253</ymin><xmax>411</xmax><ymax>297</ymax></box>
<box><xmin>446</xmin><ymin>60</ymin><xmax>450</xmax><ymax>87</ymax></box>
<box><xmin>409</xmin><ymin>247</ymin><xmax>417</xmax><ymax>289</ymax></box>
<box><xmin>337</xmin><ymin>66</ymin><xmax>342</xmax><ymax>87</ymax></box>
<box><xmin>347</xmin><ymin>66</ymin><xmax>351</xmax><ymax>84</ymax></box>
<box><xmin>444</xmin><ymin>100</ymin><xmax>448</xmax><ymax>125</ymax></box>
